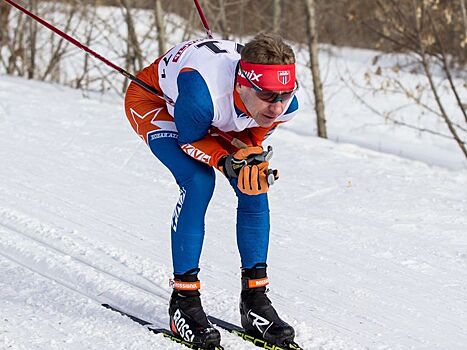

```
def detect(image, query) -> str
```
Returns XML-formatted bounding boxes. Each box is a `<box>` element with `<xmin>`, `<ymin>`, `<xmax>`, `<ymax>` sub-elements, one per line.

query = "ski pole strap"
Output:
<box><xmin>170</xmin><ymin>279</ymin><xmax>201</xmax><ymax>291</ymax></box>
<box><xmin>222</xmin><ymin>155</ymin><xmax>247</xmax><ymax>179</ymax></box>
<box><xmin>242</xmin><ymin>277</ymin><xmax>269</xmax><ymax>289</ymax></box>
<box><xmin>246</xmin><ymin>145</ymin><xmax>273</xmax><ymax>165</ymax></box>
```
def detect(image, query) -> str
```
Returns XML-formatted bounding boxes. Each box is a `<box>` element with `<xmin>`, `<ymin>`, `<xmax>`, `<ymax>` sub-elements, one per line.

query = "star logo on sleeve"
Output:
<box><xmin>129</xmin><ymin>107</ymin><xmax>175</xmax><ymax>143</ymax></box>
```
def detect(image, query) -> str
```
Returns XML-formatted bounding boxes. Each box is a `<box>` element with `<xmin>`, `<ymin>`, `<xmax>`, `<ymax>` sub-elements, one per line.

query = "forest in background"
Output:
<box><xmin>1</xmin><ymin>0</ymin><xmax>466</xmax><ymax>158</ymax></box>
<box><xmin>2</xmin><ymin>0</ymin><xmax>467</xmax><ymax>65</ymax></box>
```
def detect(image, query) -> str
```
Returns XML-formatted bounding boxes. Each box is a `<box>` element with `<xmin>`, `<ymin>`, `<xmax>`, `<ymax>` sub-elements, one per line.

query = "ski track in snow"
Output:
<box><xmin>0</xmin><ymin>204</ymin><xmax>260</xmax><ymax>350</ymax></box>
<box><xmin>1</xmin><ymin>72</ymin><xmax>467</xmax><ymax>350</ymax></box>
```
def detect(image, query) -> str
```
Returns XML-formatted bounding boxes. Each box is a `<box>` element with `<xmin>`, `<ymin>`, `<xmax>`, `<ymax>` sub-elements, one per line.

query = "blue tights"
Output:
<box><xmin>148</xmin><ymin>132</ymin><xmax>270</xmax><ymax>274</ymax></box>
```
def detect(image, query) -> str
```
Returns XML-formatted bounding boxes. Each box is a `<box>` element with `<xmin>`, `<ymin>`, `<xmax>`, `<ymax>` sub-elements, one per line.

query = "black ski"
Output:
<box><xmin>102</xmin><ymin>304</ymin><xmax>224</xmax><ymax>350</ymax></box>
<box><xmin>208</xmin><ymin>316</ymin><xmax>303</xmax><ymax>350</ymax></box>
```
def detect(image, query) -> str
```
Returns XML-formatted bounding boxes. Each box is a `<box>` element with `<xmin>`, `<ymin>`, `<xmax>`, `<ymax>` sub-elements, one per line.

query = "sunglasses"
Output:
<box><xmin>239</xmin><ymin>64</ymin><xmax>299</xmax><ymax>103</ymax></box>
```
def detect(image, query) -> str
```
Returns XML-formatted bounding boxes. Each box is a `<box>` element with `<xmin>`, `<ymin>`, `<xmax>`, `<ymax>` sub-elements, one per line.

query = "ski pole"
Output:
<box><xmin>209</xmin><ymin>128</ymin><xmax>248</xmax><ymax>149</ymax></box>
<box><xmin>193</xmin><ymin>0</ymin><xmax>213</xmax><ymax>39</ymax></box>
<box><xmin>192</xmin><ymin>0</ymin><xmax>250</xmax><ymax>149</ymax></box>
<box><xmin>3</xmin><ymin>0</ymin><xmax>242</xmax><ymax>148</ymax></box>
<box><xmin>3</xmin><ymin>0</ymin><xmax>161</xmax><ymax>99</ymax></box>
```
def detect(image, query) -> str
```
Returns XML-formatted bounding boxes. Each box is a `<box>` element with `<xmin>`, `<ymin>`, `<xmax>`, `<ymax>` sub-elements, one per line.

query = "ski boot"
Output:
<box><xmin>239</xmin><ymin>263</ymin><xmax>295</xmax><ymax>347</ymax></box>
<box><xmin>169</xmin><ymin>270</ymin><xmax>221</xmax><ymax>349</ymax></box>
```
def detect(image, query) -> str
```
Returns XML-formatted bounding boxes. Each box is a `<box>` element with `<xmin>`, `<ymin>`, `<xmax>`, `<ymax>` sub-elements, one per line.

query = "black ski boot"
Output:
<box><xmin>169</xmin><ymin>270</ymin><xmax>221</xmax><ymax>349</ymax></box>
<box><xmin>239</xmin><ymin>264</ymin><xmax>295</xmax><ymax>347</ymax></box>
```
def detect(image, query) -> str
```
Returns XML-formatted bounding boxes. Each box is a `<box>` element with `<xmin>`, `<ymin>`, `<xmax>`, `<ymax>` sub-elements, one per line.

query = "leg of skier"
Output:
<box><xmin>149</xmin><ymin>135</ymin><xmax>221</xmax><ymax>348</ymax></box>
<box><xmin>230</xmin><ymin>179</ymin><xmax>295</xmax><ymax>346</ymax></box>
<box><xmin>125</xmin><ymin>79</ymin><xmax>221</xmax><ymax>348</ymax></box>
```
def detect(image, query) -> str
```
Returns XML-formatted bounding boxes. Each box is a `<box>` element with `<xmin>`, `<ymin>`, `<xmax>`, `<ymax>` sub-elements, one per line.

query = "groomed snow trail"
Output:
<box><xmin>0</xmin><ymin>76</ymin><xmax>466</xmax><ymax>349</ymax></box>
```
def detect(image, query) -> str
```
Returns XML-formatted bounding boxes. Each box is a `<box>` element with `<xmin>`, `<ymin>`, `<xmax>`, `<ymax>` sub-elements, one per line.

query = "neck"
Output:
<box><xmin>233</xmin><ymin>89</ymin><xmax>250</xmax><ymax>116</ymax></box>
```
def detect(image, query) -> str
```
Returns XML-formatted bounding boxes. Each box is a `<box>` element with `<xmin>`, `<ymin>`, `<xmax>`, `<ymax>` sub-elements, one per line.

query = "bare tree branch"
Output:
<box><xmin>40</xmin><ymin>2</ymin><xmax>79</xmax><ymax>81</ymax></box>
<box><xmin>427</xmin><ymin>10</ymin><xmax>467</xmax><ymax>124</ymax></box>
<box><xmin>340</xmin><ymin>72</ymin><xmax>463</xmax><ymax>142</ymax></box>
<box><xmin>413</xmin><ymin>0</ymin><xmax>467</xmax><ymax>158</ymax></box>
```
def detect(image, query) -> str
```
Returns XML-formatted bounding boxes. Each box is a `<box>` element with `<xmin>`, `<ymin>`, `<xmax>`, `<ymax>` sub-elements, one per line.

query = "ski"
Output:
<box><xmin>102</xmin><ymin>304</ymin><xmax>224</xmax><ymax>350</ymax></box>
<box><xmin>208</xmin><ymin>316</ymin><xmax>303</xmax><ymax>350</ymax></box>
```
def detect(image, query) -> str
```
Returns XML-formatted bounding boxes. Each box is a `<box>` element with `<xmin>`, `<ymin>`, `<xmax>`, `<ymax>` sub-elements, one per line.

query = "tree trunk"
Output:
<box><xmin>0</xmin><ymin>2</ymin><xmax>10</xmax><ymax>47</ymax></box>
<box><xmin>219</xmin><ymin>0</ymin><xmax>229</xmax><ymax>40</ymax></box>
<box><xmin>13</xmin><ymin>16</ymin><xmax>26</xmax><ymax>76</ymax></box>
<box><xmin>154</xmin><ymin>0</ymin><xmax>167</xmax><ymax>56</ymax></box>
<box><xmin>27</xmin><ymin>0</ymin><xmax>38</xmax><ymax>79</ymax></box>
<box><xmin>6</xmin><ymin>12</ymin><xmax>25</xmax><ymax>75</ymax></box>
<box><xmin>119</xmin><ymin>0</ymin><xmax>143</xmax><ymax>93</ymax></box>
<box><xmin>119</xmin><ymin>0</ymin><xmax>143</xmax><ymax>70</ymax></box>
<box><xmin>272</xmin><ymin>0</ymin><xmax>281</xmax><ymax>34</ymax></box>
<box><xmin>460</xmin><ymin>0</ymin><xmax>467</xmax><ymax>39</ymax></box>
<box><xmin>239</xmin><ymin>0</ymin><xmax>245</xmax><ymax>38</ymax></box>
<box><xmin>414</xmin><ymin>0</ymin><xmax>467</xmax><ymax>159</ymax></box>
<box><xmin>303</xmin><ymin>0</ymin><xmax>327</xmax><ymax>138</ymax></box>
<box><xmin>182</xmin><ymin>7</ymin><xmax>195</xmax><ymax>41</ymax></box>
<box><xmin>40</xmin><ymin>3</ymin><xmax>77</xmax><ymax>81</ymax></box>
<box><xmin>460</xmin><ymin>0</ymin><xmax>467</xmax><ymax>63</ymax></box>
<box><xmin>75</xmin><ymin>2</ymin><xmax>97</xmax><ymax>91</ymax></box>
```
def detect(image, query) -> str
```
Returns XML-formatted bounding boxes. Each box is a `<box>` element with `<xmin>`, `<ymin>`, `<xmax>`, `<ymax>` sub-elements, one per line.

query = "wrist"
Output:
<box><xmin>217</xmin><ymin>156</ymin><xmax>228</xmax><ymax>176</ymax></box>
<box><xmin>218</xmin><ymin>154</ymin><xmax>246</xmax><ymax>179</ymax></box>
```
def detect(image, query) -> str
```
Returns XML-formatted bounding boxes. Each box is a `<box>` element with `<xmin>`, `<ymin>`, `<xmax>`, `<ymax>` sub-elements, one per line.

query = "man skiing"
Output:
<box><xmin>124</xmin><ymin>33</ymin><xmax>299</xmax><ymax>348</ymax></box>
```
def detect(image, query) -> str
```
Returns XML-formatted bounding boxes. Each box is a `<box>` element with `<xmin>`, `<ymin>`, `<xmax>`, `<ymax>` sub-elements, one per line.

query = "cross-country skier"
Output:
<box><xmin>124</xmin><ymin>33</ymin><xmax>299</xmax><ymax>348</ymax></box>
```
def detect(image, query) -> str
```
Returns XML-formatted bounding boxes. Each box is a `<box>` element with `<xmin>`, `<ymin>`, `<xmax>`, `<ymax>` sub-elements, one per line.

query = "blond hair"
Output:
<box><xmin>241</xmin><ymin>33</ymin><xmax>295</xmax><ymax>65</ymax></box>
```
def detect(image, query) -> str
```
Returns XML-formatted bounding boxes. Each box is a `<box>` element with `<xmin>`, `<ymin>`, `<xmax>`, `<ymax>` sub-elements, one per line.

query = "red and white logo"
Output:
<box><xmin>181</xmin><ymin>144</ymin><xmax>211</xmax><ymax>164</ymax></box>
<box><xmin>277</xmin><ymin>70</ymin><xmax>291</xmax><ymax>85</ymax></box>
<box><xmin>239</xmin><ymin>69</ymin><xmax>263</xmax><ymax>82</ymax></box>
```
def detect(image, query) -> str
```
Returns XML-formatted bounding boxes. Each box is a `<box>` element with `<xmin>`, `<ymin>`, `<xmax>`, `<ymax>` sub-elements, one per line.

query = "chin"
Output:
<box><xmin>258</xmin><ymin>116</ymin><xmax>276</xmax><ymax>127</ymax></box>
<box><xmin>258</xmin><ymin>122</ymin><xmax>274</xmax><ymax>128</ymax></box>
<box><xmin>252</xmin><ymin>113</ymin><xmax>276</xmax><ymax>127</ymax></box>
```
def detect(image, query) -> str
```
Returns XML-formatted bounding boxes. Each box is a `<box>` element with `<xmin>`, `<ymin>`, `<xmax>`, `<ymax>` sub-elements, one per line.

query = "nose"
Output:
<box><xmin>268</xmin><ymin>101</ymin><xmax>284</xmax><ymax>115</ymax></box>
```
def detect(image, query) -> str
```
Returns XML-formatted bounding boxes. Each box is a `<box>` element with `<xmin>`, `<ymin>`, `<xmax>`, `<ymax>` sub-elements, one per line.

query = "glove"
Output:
<box><xmin>238</xmin><ymin>161</ymin><xmax>270</xmax><ymax>195</ymax></box>
<box><xmin>218</xmin><ymin>146</ymin><xmax>265</xmax><ymax>178</ymax></box>
<box><xmin>219</xmin><ymin>145</ymin><xmax>275</xmax><ymax>177</ymax></box>
<box><xmin>218</xmin><ymin>145</ymin><xmax>279</xmax><ymax>195</ymax></box>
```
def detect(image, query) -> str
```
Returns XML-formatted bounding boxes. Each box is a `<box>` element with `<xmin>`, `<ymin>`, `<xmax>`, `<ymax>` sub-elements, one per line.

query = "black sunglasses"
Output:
<box><xmin>239</xmin><ymin>64</ymin><xmax>299</xmax><ymax>103</ymax></box>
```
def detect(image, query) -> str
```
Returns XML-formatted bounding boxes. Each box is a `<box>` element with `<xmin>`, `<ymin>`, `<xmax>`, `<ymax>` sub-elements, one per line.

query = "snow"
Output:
<box><xmin>1</xmin><ymin>3</ymin><xmax>467</xmax><ymax>348</ymax></box>
<box><xmin>1</xmin><ymin>74</ymin><xmax>466</xmax><ymax>349</ymax></box>
<box><xmin>3</xmin><ymin>3</ymin><xmax>465</xmax><ymax>170</ymax></box>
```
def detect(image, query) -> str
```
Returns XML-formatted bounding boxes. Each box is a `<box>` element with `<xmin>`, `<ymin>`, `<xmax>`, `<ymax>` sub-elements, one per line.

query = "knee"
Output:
<box><xmin>184</xmin><ymin>166</ymin><xmax>216</xmax><ymax>199</ymax></box>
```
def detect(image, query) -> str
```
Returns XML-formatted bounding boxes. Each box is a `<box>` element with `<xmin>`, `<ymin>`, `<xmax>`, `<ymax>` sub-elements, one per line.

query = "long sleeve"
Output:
<box><xmin>174</xmin><ymin>69</ymin><xmax>229</xmax><ymax>167</ymax></box>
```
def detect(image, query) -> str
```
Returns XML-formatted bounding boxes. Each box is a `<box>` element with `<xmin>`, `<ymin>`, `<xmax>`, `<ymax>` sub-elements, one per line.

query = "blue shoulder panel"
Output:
<box><xmin>174</xmin><ymin>70</ymin><xmax>214</xmax><ymax>144</ymax></box>
<box><xmin>284</xmin><ymin>96</ymin><xmax>299</xmax><ymax>116</ymax></box>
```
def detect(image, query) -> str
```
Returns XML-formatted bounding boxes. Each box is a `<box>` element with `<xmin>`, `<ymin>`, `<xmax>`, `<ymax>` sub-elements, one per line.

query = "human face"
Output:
<box><xmin>236</xmin><ymin>83</ymin><xmax>292</xmax><ymax>127</ymax></box>
<box><xmin>238</xmin><ymin>63</ymin><xmax>298</xmax><ymax>104</ymax></box>
<box><xmin>236</xmin><ymin>64</ymin><xmax>298</xmax><ymax>127</ymax></box>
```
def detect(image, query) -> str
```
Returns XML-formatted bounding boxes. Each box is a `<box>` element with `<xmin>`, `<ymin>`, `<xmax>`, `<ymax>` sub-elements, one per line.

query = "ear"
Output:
<box><xmin>235</xmin><ymin>82</ymin><xmax>244</xmax><ymax>94</ymax></box>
